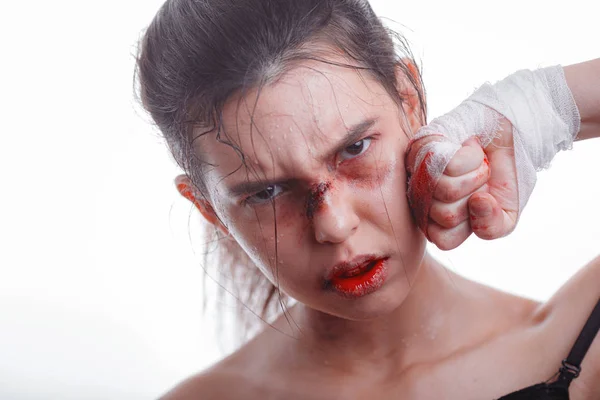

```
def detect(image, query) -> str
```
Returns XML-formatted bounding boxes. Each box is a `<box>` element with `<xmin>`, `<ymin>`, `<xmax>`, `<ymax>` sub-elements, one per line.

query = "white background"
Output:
<box><xmin>1</xmin><ymin>0</ymin><xmax>598</xmax><ymax>399</ymax></box>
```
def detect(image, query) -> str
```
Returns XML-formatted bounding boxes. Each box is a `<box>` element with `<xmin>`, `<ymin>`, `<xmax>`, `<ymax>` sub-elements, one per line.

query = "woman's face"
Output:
<box><xmin>196</xmin><ymin>58</ymin><xmax>427</xmax><ymax>320</ymax></box>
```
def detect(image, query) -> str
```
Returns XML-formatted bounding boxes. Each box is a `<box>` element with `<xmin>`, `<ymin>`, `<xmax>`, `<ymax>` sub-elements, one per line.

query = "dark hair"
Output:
<box><xmin>136</xmin><ymin>0</ymin><xmax>426</xmax><ymax>344</ymax></box>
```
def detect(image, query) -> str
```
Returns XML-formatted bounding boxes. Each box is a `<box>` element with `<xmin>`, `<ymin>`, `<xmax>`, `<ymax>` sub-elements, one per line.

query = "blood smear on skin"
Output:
<box><xmin>407</xmin><ymin>152</ymin><xmax>436</xmax><ymax>237</ymax></box>
<box><xmin>306</xmin><ymin>181</ymin><xmax>331</xmax><ymax>219</ymax></box>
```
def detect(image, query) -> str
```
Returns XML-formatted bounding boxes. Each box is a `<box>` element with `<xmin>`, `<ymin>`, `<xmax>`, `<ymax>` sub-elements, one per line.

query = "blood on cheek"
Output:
<box><xmin>303</xmin><ymin>159</ymin><xmax>395</xmax><ymax>220</ymax></box>
<box><xmin>248</xmin><ymin>158</ymin><xmax>397</xmax><ymax>244</ymax></box>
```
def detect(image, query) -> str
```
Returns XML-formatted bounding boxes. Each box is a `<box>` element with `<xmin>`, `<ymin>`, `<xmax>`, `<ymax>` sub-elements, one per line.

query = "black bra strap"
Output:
<box><xmin>555</xmin><ymin>297</ymin><xmax>600</xmax><ymax>387</ymax></box>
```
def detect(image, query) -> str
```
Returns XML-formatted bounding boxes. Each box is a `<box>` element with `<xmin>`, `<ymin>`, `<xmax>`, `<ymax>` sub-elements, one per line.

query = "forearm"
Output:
<box><xmin>563</xmin><ymin>58</ymin><xmax>600</xmax><ymax>141</ymax></box>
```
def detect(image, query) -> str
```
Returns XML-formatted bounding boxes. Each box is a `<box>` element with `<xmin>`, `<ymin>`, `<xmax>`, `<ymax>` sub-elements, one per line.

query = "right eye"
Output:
<box><xmin>339</xmin><ymin>137</ymin><xmax>372</xmax><ymax>162</ymax></box>
<box><xmin>246</xmin><ymin>185</ymin><xmax>284</xmax><ymax>205</ymax></box>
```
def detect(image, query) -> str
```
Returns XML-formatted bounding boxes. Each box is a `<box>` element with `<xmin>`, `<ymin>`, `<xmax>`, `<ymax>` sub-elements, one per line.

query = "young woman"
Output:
<box><xmin>136</xmin><ymin>0</ymin><xmax>600</xmax><ymax>398</ymax></box>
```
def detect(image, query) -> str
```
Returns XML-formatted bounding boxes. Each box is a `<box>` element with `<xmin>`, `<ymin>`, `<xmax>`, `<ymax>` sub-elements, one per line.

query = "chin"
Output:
<box><xmin>321</xmin><ymin>275</ymin><xmax>413</xmax><ymax>322</ymax></box>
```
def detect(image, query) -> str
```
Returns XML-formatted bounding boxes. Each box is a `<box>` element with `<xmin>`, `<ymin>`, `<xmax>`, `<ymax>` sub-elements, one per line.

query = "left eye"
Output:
<box><xmin>339</xmin><ymin>138</ymin><xmax>372</xmax><ymax>161</ymax></box>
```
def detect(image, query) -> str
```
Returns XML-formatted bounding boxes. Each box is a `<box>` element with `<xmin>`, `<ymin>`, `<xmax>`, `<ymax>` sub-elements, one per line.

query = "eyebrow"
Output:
<box><xmin>327</xmin><ymin>118</ymin><xmax>378</xmax><ymax>161</ymax></box>
<box><xmin>227</xmin><ymin>117</ymin><xmax>378</xmax><ymax>197</ymax></box>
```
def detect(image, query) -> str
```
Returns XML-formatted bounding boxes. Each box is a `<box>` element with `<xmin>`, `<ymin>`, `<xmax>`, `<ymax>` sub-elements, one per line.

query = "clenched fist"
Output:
<box><xmin>406</xmin><ymin>117</ymin><xmax>520</xmax><ymax>250</ymax></box>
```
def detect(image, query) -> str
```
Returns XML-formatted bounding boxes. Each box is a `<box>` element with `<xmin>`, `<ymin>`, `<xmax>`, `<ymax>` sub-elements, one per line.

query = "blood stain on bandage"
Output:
<box><xmin>407</xmin><ymin>152</ymin><xmax>437</xmax><ymax>237</ymax></box>
<box><xmin>306</xmin><ymin>181</ymin><xmax>331</xmax><ymax>220</ymax></box>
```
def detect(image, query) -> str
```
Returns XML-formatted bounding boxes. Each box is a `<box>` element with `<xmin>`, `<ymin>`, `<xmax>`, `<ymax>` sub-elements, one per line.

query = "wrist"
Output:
<box><xmin>563</xmin><ymin>58</ymin><xmax>600</xmax><ymax>141</ymax></box>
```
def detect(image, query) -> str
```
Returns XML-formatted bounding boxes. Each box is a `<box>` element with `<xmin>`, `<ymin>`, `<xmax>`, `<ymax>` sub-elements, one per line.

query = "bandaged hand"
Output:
<box><xmin>406</xmin><ymin>66</ymin><xmax>581</xmax><ymax>250</ymax></box>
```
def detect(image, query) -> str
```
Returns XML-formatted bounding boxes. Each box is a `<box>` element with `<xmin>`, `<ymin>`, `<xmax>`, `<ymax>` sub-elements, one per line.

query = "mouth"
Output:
<box><xmin>326</xmin><ymin>256</ymin><xmax>389</xmax><ymax>298</ymax></box>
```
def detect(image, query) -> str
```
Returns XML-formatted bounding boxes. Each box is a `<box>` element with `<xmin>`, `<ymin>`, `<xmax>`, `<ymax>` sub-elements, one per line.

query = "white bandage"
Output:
<box><xmin>411</xmin><ymin>65</ymin><xmax>581</xmax><ymax>216</ymax></box>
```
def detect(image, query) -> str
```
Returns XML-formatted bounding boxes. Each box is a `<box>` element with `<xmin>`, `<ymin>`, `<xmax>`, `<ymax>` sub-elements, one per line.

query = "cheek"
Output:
<box><xmin>343</xmin><ymin>136</ymin><xmax>408</xmax><ymax>190</ymax></box>
<box><xmin>222</xmin><ymin>203</ymin><xmax>308</xmax><ymax>278</ymax></box>
<box><xmin>352</xmin><ymin>150</ymin><xmax>416</xmax><ymax>228</ymax></box>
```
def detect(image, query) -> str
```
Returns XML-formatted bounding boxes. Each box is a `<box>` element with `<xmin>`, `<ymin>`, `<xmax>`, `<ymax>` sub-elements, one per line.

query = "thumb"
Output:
<box><xmin>468</xmin><ymin>192</ymin><xmax>516</xmax><ymax>240</ymax></box>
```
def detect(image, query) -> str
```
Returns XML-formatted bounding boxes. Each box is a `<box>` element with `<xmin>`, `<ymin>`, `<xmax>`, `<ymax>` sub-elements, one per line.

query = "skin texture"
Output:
<box><xmin>565</xmin><ymin>58</ymin><xmax>600</xmax><ymax>141</ymax></box>
<box><xmin>164</xmin><ymin>57</ymin><xmax>600</xmax><ymax>399</ymax></box>
<box><xmin>186</xmin><ymin>58</ymin><xmax>427</xmax><ymax>322</ymax></box>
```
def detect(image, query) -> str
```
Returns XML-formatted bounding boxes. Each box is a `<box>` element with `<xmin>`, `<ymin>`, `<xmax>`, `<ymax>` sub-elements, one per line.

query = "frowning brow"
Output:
<box><xmin>326</xmin><ymin>117</ymin><xmax>378</xmax><ymax>161</ymax></box>
<box><xmin>227</xmin><ymin>117</ymin><xmax>378</xmax><ymax>197</ymax></box>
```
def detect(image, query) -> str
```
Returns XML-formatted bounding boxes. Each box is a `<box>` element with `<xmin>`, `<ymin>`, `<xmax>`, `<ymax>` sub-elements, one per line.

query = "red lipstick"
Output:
<box><xmin>327</xmin><ymin>256</ymin><xmax>388</xmax><ymax>298</ymax></box>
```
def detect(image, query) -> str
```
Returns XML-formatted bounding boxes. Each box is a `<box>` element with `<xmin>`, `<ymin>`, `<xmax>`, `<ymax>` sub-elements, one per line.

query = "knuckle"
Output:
<box><xmin>445</xmin><ymin>159</ymin><xmax>461</xmax><ymax>176</ymax></box>
<box><xmin>436</xmin><ymin>235</ymin><xmax>459</xmax><ymax>251</ymax></box>
<box><xmin>432</xmin><ymin>206</ymin><xmax>461</xmax><ymax>229</ymax></box>
<box><xmin>443</xmin><ymin>211</ymin><xmax>462</xmax><ymax>228</ymax></box>
<box><xmin>436</xmin><ymin>182</ymin><xmax>460</xmax><ymax>202</ymax></box>
<box><xmin>430</xmin><ymin>227</ymin><xmax>458</xmax><ymax>251</ymax></box>
<box><xmin>445</xmin><ymin>145</ymin><xmax>484</xmax><ymax>176</ymax></box>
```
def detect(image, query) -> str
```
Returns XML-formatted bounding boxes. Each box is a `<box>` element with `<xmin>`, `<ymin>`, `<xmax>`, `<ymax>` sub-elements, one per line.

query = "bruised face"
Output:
<box><xmin>196</xmin><ymin>58</ymin><xmax>427</xmax><ymax>320</ymax></box>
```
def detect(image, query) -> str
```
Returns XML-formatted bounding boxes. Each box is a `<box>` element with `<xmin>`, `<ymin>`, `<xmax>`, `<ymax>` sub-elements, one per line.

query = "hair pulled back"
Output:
<box><xmin>136</xmin><ymin>0</ymin><xmax>426</xmax><ymax>342</ymax></box>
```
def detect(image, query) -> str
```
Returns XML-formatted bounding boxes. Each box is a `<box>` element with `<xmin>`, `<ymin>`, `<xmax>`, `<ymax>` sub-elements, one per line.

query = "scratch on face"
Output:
<box><xmin>306</xmin><ymin>181</ymin><xmax>331</xmax><ymax>220</ymax></box>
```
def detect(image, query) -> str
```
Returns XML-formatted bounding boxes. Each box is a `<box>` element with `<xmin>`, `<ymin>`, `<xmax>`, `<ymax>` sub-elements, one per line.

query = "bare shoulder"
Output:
<box><xmin>540</xmin><ymin>254</ymin><xmax>600</xmax><ymax>394</ymax></box>
<box><xmin>159</xmin><ymin>359</ymin><xmax>275</xmax><ymax>400</ymax></box>
<box><xmin>543</xmin><ymin>254</ymin><xmax>600</xmax><ymax>328</ymax></box>
<box><xmin>158</xmin><ymin>329</ymin><xmax>279</xmax><ymax>400</ymax></box>
<box><xmin>158</xmin><ymin>367</ymin><xmax>249</xmax><ymax>400</ymax></box>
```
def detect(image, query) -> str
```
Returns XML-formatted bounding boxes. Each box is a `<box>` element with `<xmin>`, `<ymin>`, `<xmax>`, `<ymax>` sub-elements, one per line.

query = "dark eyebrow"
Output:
<box><xmin>326</xmin><ymin>117</ymin><xmax>378</xmax><ymax>161</ymax></box>
<box><xmin>227</xmin><ymin>117</ymin><xmax>378</xmax><ymax>197</ymax></box>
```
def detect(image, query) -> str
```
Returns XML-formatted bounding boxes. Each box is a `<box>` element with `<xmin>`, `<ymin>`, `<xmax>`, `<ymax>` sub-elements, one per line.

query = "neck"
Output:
<box><xmin>289</xmin><ymin>253</ymin><xmax>478</xmax><ymax>376</ymax></box>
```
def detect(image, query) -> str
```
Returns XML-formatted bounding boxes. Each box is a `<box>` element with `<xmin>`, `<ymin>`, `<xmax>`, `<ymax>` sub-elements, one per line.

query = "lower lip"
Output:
<box><xmin>330</xmin><ymin>258</ymin><xmax>388</xmax><ymax>298</ymax></box>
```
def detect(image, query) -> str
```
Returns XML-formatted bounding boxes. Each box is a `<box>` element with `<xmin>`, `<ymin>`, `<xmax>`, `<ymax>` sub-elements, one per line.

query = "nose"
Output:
<box><xmin>311</xmin><ymin>184</ymin><xmax>360</xmax><ymax>244</ymax></box>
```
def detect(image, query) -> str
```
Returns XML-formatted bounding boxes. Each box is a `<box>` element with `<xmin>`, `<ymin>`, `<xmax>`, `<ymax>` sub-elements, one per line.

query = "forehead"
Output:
<box><xmin>195</xmin><ymin>59</ymin><xmax>397</xmax><ymax>192</ymax></box>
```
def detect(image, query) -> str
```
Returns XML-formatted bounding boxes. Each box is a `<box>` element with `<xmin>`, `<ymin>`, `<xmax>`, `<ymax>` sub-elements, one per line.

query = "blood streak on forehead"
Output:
<box><xmin>306</xmin><ymin>181</ymin><xmax>331</xmax><ymax>220</ymax></box>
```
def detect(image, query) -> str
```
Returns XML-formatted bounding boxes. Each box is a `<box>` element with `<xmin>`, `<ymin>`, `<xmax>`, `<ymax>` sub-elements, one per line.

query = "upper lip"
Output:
<box><xmin>325</xmin><ymin>254</ymin><xmax>385</xmax><ymax>281</ymax></box>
